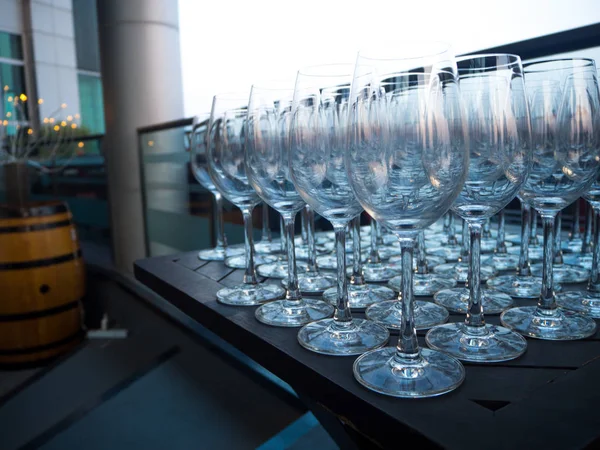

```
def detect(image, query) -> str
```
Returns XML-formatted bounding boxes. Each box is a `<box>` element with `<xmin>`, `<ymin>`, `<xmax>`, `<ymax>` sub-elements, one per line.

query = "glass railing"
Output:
<box><xmin>138</xmin><ymin>119</ymin><xmax>273</xmax><ymax>257</ymax></box>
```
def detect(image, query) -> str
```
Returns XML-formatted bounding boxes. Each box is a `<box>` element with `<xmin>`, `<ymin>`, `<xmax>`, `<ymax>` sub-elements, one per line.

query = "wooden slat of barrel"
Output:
<box><xmin>0</xmin><ymin>201</ymin><xmax>84</xmax><ymax>367</ymax></box>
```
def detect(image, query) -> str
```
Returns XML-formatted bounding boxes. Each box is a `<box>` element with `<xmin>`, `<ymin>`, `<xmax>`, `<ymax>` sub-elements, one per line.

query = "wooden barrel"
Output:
<box><xmin>0</xmin><ymin>201</ymin><xmax>85</xmax><ymax>367</ymax></box>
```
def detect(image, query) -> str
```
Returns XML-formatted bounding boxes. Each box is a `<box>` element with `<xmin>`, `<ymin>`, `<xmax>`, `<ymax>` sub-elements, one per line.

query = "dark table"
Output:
<box><xmin>134</xmin><ymin>250</ymin><xmax>600</xmax><ymax>450</ymax></box>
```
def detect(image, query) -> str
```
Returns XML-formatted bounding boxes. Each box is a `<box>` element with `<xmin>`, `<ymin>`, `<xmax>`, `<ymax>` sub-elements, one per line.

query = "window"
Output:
<box><xmin>78</xmin><ymin>73</ymin><xmax>104</xmax><ymax>134</ymax></box>
<box><xmin>0</xmin><ymin>31</ymin><xmax>26</xmax><ymax>131</ymax></box>
<box><xmin>73</xmin><ymin>0</ymin><xmax>100</xmax><ymax>73</ymax></box>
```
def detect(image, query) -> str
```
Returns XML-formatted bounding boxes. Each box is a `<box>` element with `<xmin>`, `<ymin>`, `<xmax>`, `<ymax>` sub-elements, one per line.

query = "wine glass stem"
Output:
<box><xmin>588</xmin><ymin>207</ymin><xmax>600</xmax><ymax>293</ymax></box>
<box><xmin>554</xmin><ymin>212</ymin><xmax>563</xmax><ymax>264</ymax></box>
<box><xmin>465</xmin><ymin>222</ymin><xmax>485</xmax><ymax>328</ymax></box>
<box><xmin>539</xmin><ymin>214</ymin><xmax>557</xmax><ymax>311</ymax></box>
<box><xmin>333</xmin><ymin>223</ymin><xmax>352</xmax><ymax>323</ymax></box>
<box><xmin>583</xmin><ymin>202</ymin><xmax>593</xmax><ymax>254</ymax></box>
<box><xmin>241</xmin><ymin>208</ymin><xmax>257</xmax><ymax>285</ymax></box>
<box><xmin>351</xmin><ymin>216</ymin><xmax>365</xmax><ymax>285</ymax></box>
<box><xmin>279</xmin><ymin>215</ymin><xmax>286</xmax><ymax>254</ymax></box>
<box><xmin>483</xmin><ymin>220</ymin><xmax>492</xmax><ymax>239</ymax></box>
<box><xmin>517</xmin><ymin>202</ymin><xmax>532</xmax><ymax>277</ymax></box>
<box><xmin>283</xmin><ymin>214</ymin><xmax>301</xmax><ymax>301</ymax></box>
<box><xmin>306</xmin><ymin>205</ymin><xmax>318</xmax><ymax>271</ymax></box>
<box><xmin>530</xmin><ymin>209</ymin><xmax>538</xmax><ymax>245</ymax></box>
<box><xmin>447</xmin><ymin>214</ymin><xmax>458</xmax><ymax>245</ymax></box>
<box><xmin>301</xmin><ymin>206</ymin><xmax>309</xmax><ymax>244</ymax></box>
<box><xmin>443</xmin><ymin>212</ymin><xmax>450</xmax><ymax>234</ymax></box>
<box><xmin>416</xmin><ymin>231</ymin><xmax>428</xmax><ymax>274</ymax></box>
<box><xmin>262</xmin><ymin>204</ymin><xmax>271</xmax><ymax>242</ymax></box>
<box><xmin>395</xmin><ymin>236</ymin><xmax>420</xmax><ymax>358</ymax></box>
<box><xmin>572</xmin><ymin>200</ymin><xmax>581</xmax><ymax>239</ymax></box>
<box><xmin>460</xmin><ymin>220</ymin><xmax>469</xmax><ymax>261</ymax></box>
<box><xmin>214</xmin><ymin>192</ymin><xmax>227</xmax><ymax>249</ymax></box>
<box><xmin>496</xmin><ymin>210</ymin><xmax>507</xmax><ymax>253</ymax></box>
<box><xmin>369</xmin><ymin>219</ymin><xmax>381</xmax><ymax>263</ymax></box>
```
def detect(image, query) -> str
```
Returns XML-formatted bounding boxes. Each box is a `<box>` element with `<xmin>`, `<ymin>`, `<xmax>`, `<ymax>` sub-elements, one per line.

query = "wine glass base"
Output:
<box><xmin>282</xmin><ymin>271</ymin><xmax>336</xmax><ymax>294</ymax></box>
<box><xmin>376</xmin><ymin>246</ymin><xmax>403</xmax><ymax>260</ymax></box>
<box><xmin>388</xmin><ymin>255</ymin><xmax>447</xmax><ymax>270</ymax></box>
<box><xmin>425</xmin><ymin>323</ymin><xmax>527</xmax><ymax>362</ymax></box>
<box><xmin>487</xmin><ymin>252</ymin><xmax>520</xmax><ymax>271</ymax></box>
<box><xmin>294</xmin><ymin>244</ymin><xmax>330</xmax><ymax>260</ymax></box>
<box><xmin>354</xmin><ymin>262</ymin><xmax>402</xmax><ymax>283</ymax></box>
<box><xmin>388</xmin><ymin>273</ymin><xmax>457</xmax><ymax>297</ymax></box>
<box><xmin>225</xmin><ymin>254</ymin><xmax>278</xmax><ymax>269</ymax></box>
<box><xmin>557</xmin><ymin>291</ymin><xmax>600</xmax><ymax>319</ymax></box>
<box><xmin>365</xmin><ymin>300</ymin><xmax>449</xmax><ymax>330</ymax></box>
<box><xmin>487</xmin><ymin>275</ymin><xmax>545</xmax><ymax>299</ymax></box>
<box><xmin>255</xmin><ymin>298</ymin><xmax>334</xmax><ymax>327</ymax></box>
<box><xmin>500</xmin><ymin>306</ymin><xmax>597</xmax><ymax>340</ymax></box>
<box><xmin>562</xmin><ymin>238</ymin><xmax>584</xmax><ymax>253</ymax></box>
<box><xmin>225</xmin><ymin>244</ymin><xmax>245</xmax><ymax>258</ymax></box>
<box><xmin>297</xmin><ymin>318</ymin><xmax>389</xmax><ymax>356</ymax></box>
<box><xmin>254</xmin><ymin>240</ymin><xmax>273</xmax><ymax>254</ymax></box>
<box><xmin>323</xmin><ymin>283</ymin><xmax>396</xmax><ymax>309</ymax></box>
<box><xmin>562</xmin><ymin>253</ymin><xmax>593</xmax><ymax>270</ymax></box>
<box><xmin>426</xmin><ymin>245</ymin><xmax>463</xmax><ymax>262</ymax></box>
<box><xmin>433</xmin><ymin>287</ymin><xmax>513</xmax><ymax>315</ymax></box>
<box><xmin>530</xmin><ymin>263</ymin><xmax>590</xmax><ymax>284</ymax></box>
<box><xmin>316</xmin><ymin>253</ymin><xmax>366</xmax><ymax>270</ymax></box>
<box><xmin>256</xmin><ymin>261</ymin><xmax>308</xmax><ymax>279</ymax></box>
<box><xmin>433</xmin><ymin>260</ymin><xmax>497</xmax><ymax>283</ymax></box>
<box><xmin>353</xmin><ymin>347</ymin><xmax>465</xmax><ymax>398</ymax></box>
<box><xmin>198</xmin><ymin>247</ymin><xmax>226</xmax><ymax>261</ymax></box>
<box><xmin>216</xmin><ymin>283</ymin><xmax>285</xmax><ymax>306</ymax></box>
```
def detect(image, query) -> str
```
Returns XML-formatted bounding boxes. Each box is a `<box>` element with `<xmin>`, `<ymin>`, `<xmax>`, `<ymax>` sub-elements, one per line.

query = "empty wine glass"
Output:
<box><xmin>501</xmin><ymin>59</ymin><xmax>600</xmax><ymax>340</ymax></box>
<box><xmin>245</xmin><ymin>82</ymin><xmax>334</xmax><ymax>326</ymax></box>
<box><xmin>191</xmin><ymin>113</ymin><xmax>230</xmax><ymax>261</ymax></box>
<box><xmin>529</xmin><ymin>210</ymin><xmax>590</xmax><ymax>283</ymax></box>
<box><xmin>349</xmin><ymin>43</ymin><xmax>467</xmax><ymax>398</ymax></box>
<box><xmin>361</xmin><ymin>74</ymin><xmax>452</xmax><ymax>330</ymax></box>
<box><xmin>291</xmin><ymin>64</ymin><xmax>389</xmax><ymax>355</ymax></box>
<box><xmin>426</xmin><ymin>54</ymin><xmax>530</xmax><ymax>362</ymax></box>
<box><xmin>486</xmin><ymin>199</ymin><xmax>549</xmax><ymax>298</ymax></box>
<box><xmin>207</xmin><ymin>93</ymin><xmax>285</xmax><ymax>305</ymax></box>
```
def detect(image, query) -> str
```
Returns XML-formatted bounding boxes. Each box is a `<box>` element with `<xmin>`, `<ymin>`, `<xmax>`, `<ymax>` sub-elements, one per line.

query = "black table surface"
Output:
<box><xmin>134</xmin><ymin>250</ymin><xmax>600</xmax><ymax>450</ymax></box>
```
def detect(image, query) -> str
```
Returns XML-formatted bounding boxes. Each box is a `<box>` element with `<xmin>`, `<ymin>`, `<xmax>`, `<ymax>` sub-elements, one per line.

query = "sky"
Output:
<box><xmin>178</xmin><ymin>0</ymin><xmax>600</xmax><ymax>116</ymax></box>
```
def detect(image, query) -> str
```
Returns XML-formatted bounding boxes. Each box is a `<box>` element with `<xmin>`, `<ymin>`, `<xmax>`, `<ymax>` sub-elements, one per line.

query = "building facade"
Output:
<box><xmin>0</xmin><ymin>0</ymin><xmax>104</xmax><ymax>134</ymax></box>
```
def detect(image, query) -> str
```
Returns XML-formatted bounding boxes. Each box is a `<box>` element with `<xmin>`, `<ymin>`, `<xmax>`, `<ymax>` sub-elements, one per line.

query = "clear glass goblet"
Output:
<box><xmin>245</xmin><ymin>82</ymin><xmax>334</xmax><ymax>326</ymax></box>
<box><xmin>291</xmin><ymin>64</ymin><xmax>390</xmax><ymax>355</ymax></box>
<box><xmin>426</xmin><ymin>54</ymin><xmax>530</xmax><ymax>362</ymax></box>
<box><xmin>501</xmin><ymin>59</ymin><xmax>600</xmax><ymax>340</ymax></box>
<box><xmin>207</xmin><ymin>93</ymin><xmax>285</xmax><ymax>305</ymax></box>
<box><xmin>190</xmin><ymin>113</ymin><xmax>230</xmax><ymax>261</ymax></box>
<box><xmin>349</xmin><ymin>45</ymin><xmax>467</xmax><ymax>398</ymax></box>
<box><xmin>282</xmin><ymin>205</ymin><xmax>336</xmax><ymax>294</ymax></box>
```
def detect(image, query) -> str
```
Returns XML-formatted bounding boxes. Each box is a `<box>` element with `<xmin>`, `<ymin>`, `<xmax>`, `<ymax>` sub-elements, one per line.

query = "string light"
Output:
<box><xmin>19</xmin><ymin>94</ymin><xmax>27</xmax><ymax>101</ymax></box>
<box><xmin>67</xmin><ymin>115</ymin><xmax>73</xmax><ymax>121</ymax></box>
<box><xmin>7</xmin><ymin>96</ymin><xmax>12</xmax><ymax>102</ymax></box>
<box><xmin>5</xmin><ymin>112</ymin><xmax>11</xmax><ymax>118</ymax></box>
<box><xmin>27</xmin><ymin>129</ymin><xmax>33</xmax><ymax>135</ymax></box>
<box><xmin>71</xmin><ymin>123</ymin><xmax>77</xmax><ymax>129</ymax></box>
<box><xmin>2</xmin><ymin>120</ymin><xmax>7</xmax><ymax>126</ymax></box>
<box><xmin>38</xmin><ymin>98</ymin><xmax>44</xmax><ymax>104</ymax></box>
<box><xmin>61</xmin><ymin>103</ymin><xmax>67</xmax><ymax>109</ymax></box>
<box><xmin>148</xmin><ymin>140</ymin><xmax>154</xmax><ymax>147</ymax></box>
<box><xmin>74</xmin><ymin>113</ymin><xmax>80</xmax><ymax>119</ymax></box>
<box><xmin>43</xmin><ymin>118</ymin><xmax>49</xmax><ymax>124</ymax></box>
<box><xmin>3</xmin><ymin>85</ymin><xmax>8</xmax><ymax>91</ymax></box>
<box><xmin>77</xmin><ymin>142</ymin><xmax>84</xmax><ymax>148</ymax></box>
<box><xmin>53</xmin><ymin>125</ymin><xmax>60</xmax><ymax>131</ymax></box>
<box><xmin>49</xmin><ymin>118</ymin><xmax>55</xmax><ymax>123</ymax></box>
<box><xmin>60</xmin><ymin>121</ymin><xmax>67</xmax><ymax>127</ymax></box>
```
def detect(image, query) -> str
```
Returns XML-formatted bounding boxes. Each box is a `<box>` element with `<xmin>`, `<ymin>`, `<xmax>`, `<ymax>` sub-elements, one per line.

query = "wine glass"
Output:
<box><xmin>501</xmin><ymin>59</ymin><xmax>600</xmax><ymax>340</ymax></box>
<box><xmin>426</xmin><ymin>54</ymin><xmax>530</xmax><ymax>362</ymax></box>
<box><xmin>245</xmin><ymin>82</ymin><xmax>334</xmax><ymax>326</ymax></box>
<box><xmin>290</xmin><ymin>63</ymin><xmax>389</xmax><ymax>355</ymax></box>
<box><xmin>282</xmin><ymin>204</ymin><xmax>337</xmax><ymax>294</ymax></box>
<box><xmin>350</xmin><ymin>43</ymin><xmax>467</xmax><ymax>398</ymax></box>
<box><xmin>354</xmin><ymin>71</ymin><xmax>452</xmax><ymax>331</ymax></box>
<box><xmin>190</xmin><ymin>113</ymin><xmax>240</xmax><ymax>260</ymax></box>
<box><xmin>207</xmin><ymin>93</ymin><xmax>285</xmax><ymax>305</ymax></box>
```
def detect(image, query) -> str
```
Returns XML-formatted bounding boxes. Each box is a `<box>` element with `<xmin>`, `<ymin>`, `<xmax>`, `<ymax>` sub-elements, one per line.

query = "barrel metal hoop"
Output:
<box><xmin>0</xmin><ymin>300</ymin><xmax>80</xmax><ymax>322</ymax></box>
<box><xmin>0</xmin><ymin>219</ymin><xmax>72</xmax><ymax>234</ymax></box>
<box><xmin>0</xmin><ymin>330</ymin><xmax>83</xmax><ymax>355</ymax></box>
<box><xmin>0</xmin><ymin>249</ymin><xmax>82</xmax><ymax>270</ymax></box>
